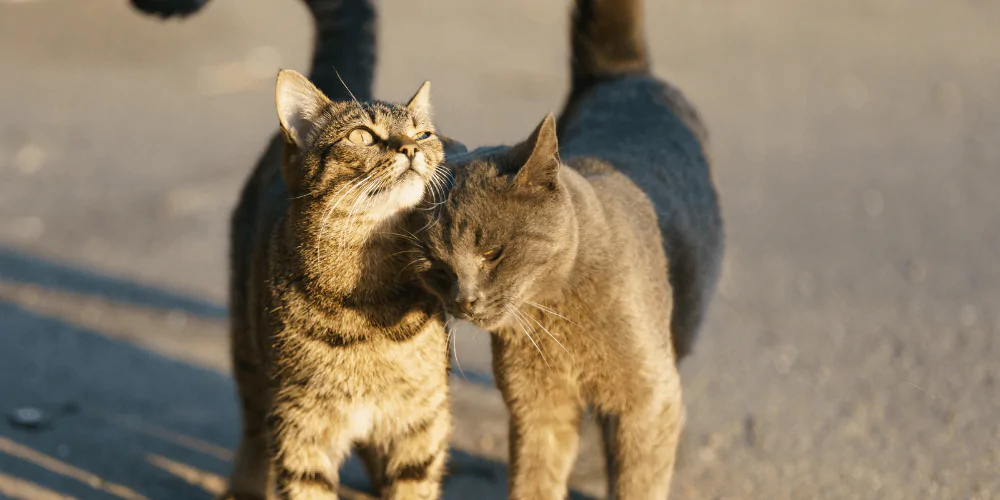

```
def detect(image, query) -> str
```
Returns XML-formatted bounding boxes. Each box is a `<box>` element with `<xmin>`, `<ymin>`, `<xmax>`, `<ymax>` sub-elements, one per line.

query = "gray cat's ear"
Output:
<box><xmin>439</xmin><ymin>134</ymin><xmax>468</xmax><ymax>158</ymax></box>
<box><xmin>275</xmin><ymin>69</ymin><xmax>333</xmax><ymax>149</ymax></box>
<box><xmin>512</xmin><ymin>113</ymin><xmax>561</xmax><ymax>191</ymax></box>
<box><xmin>407</xmin><ymin>81</ymin><xmax>433</xmax><ymax>116</ymax></box>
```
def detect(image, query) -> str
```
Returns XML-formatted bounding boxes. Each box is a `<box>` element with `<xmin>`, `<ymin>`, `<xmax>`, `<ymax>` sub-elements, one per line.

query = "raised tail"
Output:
<box><xmin>569</xmin><ymin>0</ymin><xmax>650</xmax><ymax>94</ymax></box>
<box><xmin>130</xmin><ymin>0</ymin><xmax>376</xmax><ymax>102</ymax></box>
<box><xmin>130</xmin><ymin>0</ymin><xmax>210</xmax><ymax>18</ymax></box>
<box><xmin>303</xmin><ymin>0</ymin><xmax>377</xmax><ymax>102</ymax></box>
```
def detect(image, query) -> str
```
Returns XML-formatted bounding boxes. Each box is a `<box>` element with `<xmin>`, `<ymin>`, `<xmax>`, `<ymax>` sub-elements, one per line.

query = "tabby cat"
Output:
<box><xmin>135</xmin><ymin>0</ymin><xmax>460</xmax><ymax>498</ymax></box>
<box><xmin>222</xmin><ymin>4</ymin><xmax>457</xmax><ymax>500</ymax></box>
<box><xmin>416</xmin><ymin>0</ymin><xmax>723</xmax><ymax>498</ymax></box>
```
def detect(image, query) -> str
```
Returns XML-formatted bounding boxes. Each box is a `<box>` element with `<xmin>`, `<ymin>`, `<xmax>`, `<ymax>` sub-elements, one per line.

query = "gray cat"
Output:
<box><xmin>415</xmin><ymin>0</ymin><xmax>723</xmax><ymax>497</ymax></box>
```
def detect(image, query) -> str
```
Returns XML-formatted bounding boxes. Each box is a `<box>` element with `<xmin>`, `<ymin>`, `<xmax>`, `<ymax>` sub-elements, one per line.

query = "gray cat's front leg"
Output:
<box><xmin>498</xmin><ymin>365</ymin><xmax>582</xmax><ymax>500</ymax></box>
<box><xmin>605</xmin><ymin>397</ymin><xmax>684</xmax><ymax>499</ymax></box>
<box><xmin>506</xmin><ymin>392</ymin><xmax>582</xmax><ymax>499</ymax></box>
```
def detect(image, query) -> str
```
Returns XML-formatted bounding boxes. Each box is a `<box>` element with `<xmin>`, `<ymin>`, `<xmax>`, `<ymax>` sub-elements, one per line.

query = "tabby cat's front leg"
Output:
<box><xmin>268</xmin><ymin>405</ymin><xmax>349</xmax><ymax>500</ymax></box>
<box><xmin>381</xmin><ymin>409</ymin><xmax>451</xmax><ymax>500</ymax></box>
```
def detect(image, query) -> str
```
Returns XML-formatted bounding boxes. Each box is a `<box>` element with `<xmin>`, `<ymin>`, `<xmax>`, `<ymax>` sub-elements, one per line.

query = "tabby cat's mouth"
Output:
<box><xmin>368</xmin><ymin>170</ymin><xmax>421</xmax><ymax>197</ymax></box>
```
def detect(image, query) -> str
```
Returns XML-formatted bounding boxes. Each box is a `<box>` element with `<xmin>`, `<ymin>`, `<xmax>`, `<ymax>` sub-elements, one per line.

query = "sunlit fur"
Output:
<box><xmin>224</xmin><ymin>71</ymin><xmax>457</xmax><ymax>500</ymax></box>
<box><xmin>416</xmin><ymin>0</ymin><xmax>723</xmax><ymax>497</ymax></box>
<box><xmin>282</xmin><ymin>93</ymin><xmax>447</xmax><ymax>233</ymax></box>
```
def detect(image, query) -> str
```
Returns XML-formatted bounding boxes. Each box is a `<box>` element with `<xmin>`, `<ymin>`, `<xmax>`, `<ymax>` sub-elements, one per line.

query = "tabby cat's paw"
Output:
<box><xmin>129</xmin><ymin>0</ymin><xmax>210</xmax><ymax>19</ymax></box>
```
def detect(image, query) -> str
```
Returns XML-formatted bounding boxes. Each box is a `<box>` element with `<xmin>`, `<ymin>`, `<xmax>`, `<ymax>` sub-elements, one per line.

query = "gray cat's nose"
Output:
<box><xmin>455</xmin><ymin>295</ymin><xmax>482</xmax><ymax>316</ymax></box>
<box><xmin>398</xmin><ymin>142</ymin><xmax>418</xmax><ymax>159</ymax></box>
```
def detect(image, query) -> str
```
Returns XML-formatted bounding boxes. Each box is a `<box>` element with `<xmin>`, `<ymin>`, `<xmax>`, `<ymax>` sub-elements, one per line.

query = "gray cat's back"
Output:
<box><xmin>559</xmin><ymin>44</ymin><xmax>723</xmax><ymax>360</ymax></box>
<box><xmin>561</xmin><ymin>75</ymin><xmax>717</xmax><ymax>235</ymax></box>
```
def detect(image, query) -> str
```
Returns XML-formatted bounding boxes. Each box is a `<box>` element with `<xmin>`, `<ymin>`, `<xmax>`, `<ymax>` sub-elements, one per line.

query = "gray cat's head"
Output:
<box><xmin>276</xmin><ymin>69</ymin><xmax>448</xmax><ymax>222</ymax></box>
<box><xmin>418</xmin><ymin>115</ymin><xmax>577</xmax><ymax>331</ymax></box>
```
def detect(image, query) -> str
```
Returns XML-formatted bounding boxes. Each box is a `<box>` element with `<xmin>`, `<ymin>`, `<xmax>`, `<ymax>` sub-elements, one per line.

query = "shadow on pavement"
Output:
<box><xmin>0</xmin><ymin>246</ymin><xmax>226</xmax><ymax>320</ymax></box>
<box><xmin>0</xmin><ymin>248</ymin><xmax>592</xmax><ymax>499</ymax></box>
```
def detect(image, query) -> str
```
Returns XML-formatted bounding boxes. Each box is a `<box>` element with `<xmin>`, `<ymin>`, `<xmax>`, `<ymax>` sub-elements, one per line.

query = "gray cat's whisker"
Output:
<box><xmin>524</xmin><ymin>301</ymin><xmax>582</xmax><ymax>328</ymax></box>
<box><xmin>522</xmin><ymin>308</ymin><xmax>570</xmax><ymax>354</ymax></box>
<box><xmin>449</xmin><ymin>323</ymin><xmax>466</xmax><ymax>380</ymax></box>
<box><xmin>511</xmin><ymin>307</ymin><xmax>536</xmax><ymax>335</ymax></box>
<box><xmin>395</xmin><ymin>257</ymin><xmax>426</xmax><ymax>279</ymax></box>
<box><xmin>506</xmin><ymin>305</ymin><xmax>549</xmax><ymax>367</ymax></box>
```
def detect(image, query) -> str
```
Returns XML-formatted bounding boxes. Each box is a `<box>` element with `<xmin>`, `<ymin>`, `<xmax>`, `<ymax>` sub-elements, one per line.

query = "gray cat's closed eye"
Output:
<box><xmin>482</xmin><ymin>246</ymin><xmax>503</xmax><ymax>262</ymax></box>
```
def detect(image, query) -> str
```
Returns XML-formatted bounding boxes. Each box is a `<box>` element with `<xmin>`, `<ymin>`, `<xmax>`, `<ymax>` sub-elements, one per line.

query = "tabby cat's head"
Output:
<box><xmin>276</xmin><ymin>69</ymin><xmax>447</xmax><ymax>223</ymax></box>
<box><xmin>418</xmin><ymin>114</ymin><xmax>577</xmax><ymax>331</ymax></box>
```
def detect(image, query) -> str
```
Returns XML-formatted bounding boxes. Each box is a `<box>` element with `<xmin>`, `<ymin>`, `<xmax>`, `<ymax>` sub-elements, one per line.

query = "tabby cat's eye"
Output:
<box><xmin>414</xmin><ymin>131</ymin><xmax>434</xmax><ymax>141</ymax></box>
<box><xmin>347</xmin><ymin>128</ymin><xmax>375</xmax><ymax>146</ymax></box>
<box><xmin>482</xmin><ymin>246</ymin><xmax>504</xmax><ymax>262</ymax></box>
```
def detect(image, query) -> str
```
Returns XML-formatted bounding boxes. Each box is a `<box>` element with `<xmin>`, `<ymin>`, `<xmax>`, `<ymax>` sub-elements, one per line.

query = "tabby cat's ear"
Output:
<box><xmin>275</xmin><ymin>69</ymin><xmax>333</xmax><ymax>149</ymax></box>
<box><xmin>512</xmin><ymin>113</ymin><xmax>561</xmax><ymax>191</ymax></box>
<box><xmin>407</xmin><ymin>81</ymin><xmax>433</xmax><ymax>116</ymax></box>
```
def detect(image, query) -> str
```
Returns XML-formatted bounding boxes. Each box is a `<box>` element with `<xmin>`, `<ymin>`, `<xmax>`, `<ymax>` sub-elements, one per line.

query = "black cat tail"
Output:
<box><xmin>304</xmin><ymin>0</ymin><xmax>377</xmax><ymax>102</ymax></box>
<box><xmin>559</xmin><ymin>0</ymin><xmax>651</xmax><ymax>130</ymax></box>
<box><xmin>570</xmin><ymin>0</ymin><xmax>650</xmax><ymax>86</ymax></box>
<box><xmin>130</xmin><ymin>0</ymin><xmax>210</xmax><ymax>19</ymax></box>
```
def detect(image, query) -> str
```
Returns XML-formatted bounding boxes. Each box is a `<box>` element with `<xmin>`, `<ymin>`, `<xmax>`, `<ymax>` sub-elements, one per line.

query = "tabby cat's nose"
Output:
<box><xmin>398</xmin><ymin>142</ymin><xmax>418</xmax><ymax>159</ymax></box>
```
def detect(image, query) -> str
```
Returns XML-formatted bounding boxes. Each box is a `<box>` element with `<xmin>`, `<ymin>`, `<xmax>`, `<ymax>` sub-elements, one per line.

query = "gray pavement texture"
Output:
<box><xmin>1</xmin><ymin>0</ymin><xmax>998</xmax><ymax>499</ymax></box>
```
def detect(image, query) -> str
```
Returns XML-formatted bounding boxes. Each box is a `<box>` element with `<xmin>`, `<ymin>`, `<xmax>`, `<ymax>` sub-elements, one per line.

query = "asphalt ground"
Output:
<box><xmin>1</xmin><ymin>0</ymin><xmax>998</xmax><ymax>498</ymax></box>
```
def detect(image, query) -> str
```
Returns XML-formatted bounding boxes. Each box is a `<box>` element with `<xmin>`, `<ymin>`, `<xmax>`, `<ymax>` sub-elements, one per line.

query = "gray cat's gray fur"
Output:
<box><xmin>416</xmin><ymin>0</ymin><xmax>723</xmax><ymax>497</ymax></box>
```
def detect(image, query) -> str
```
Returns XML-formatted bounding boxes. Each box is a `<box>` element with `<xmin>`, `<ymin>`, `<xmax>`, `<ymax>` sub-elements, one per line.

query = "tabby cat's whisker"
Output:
<box><xmin>288</xmin><ymin>185</ymin><xmax>323</xmax><ymax>201</ymax></box>
<box><xmin>332</xmin><ymin>66</ymin><xmax>370</xmax><ymax>124</ymax></box>
<box><xmin>388</xmin><ymin>249</ymin><xmax>424</xmax><ymax>258</ymax></box>
<box><xmin>380</xmin><ymin>232</ymin><xmax>423</xmax><ymax>246</ymax></box>
<box><xmin>317</xmin><ymin>175</ymin><xmax>369</xmax><ymax>257</ymax></box>
<box><xmin>340</xmin><ymin>172</ymin><xmax>390</xmax><ymax>245</ymax></box>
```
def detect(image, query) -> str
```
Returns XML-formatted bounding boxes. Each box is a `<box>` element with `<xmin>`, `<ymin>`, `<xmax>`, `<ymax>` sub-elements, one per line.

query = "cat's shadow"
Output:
<box><xmin>0</xmin><ymin>246</ymin><xmax>595</xmax><ymax>500</ymax></box>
